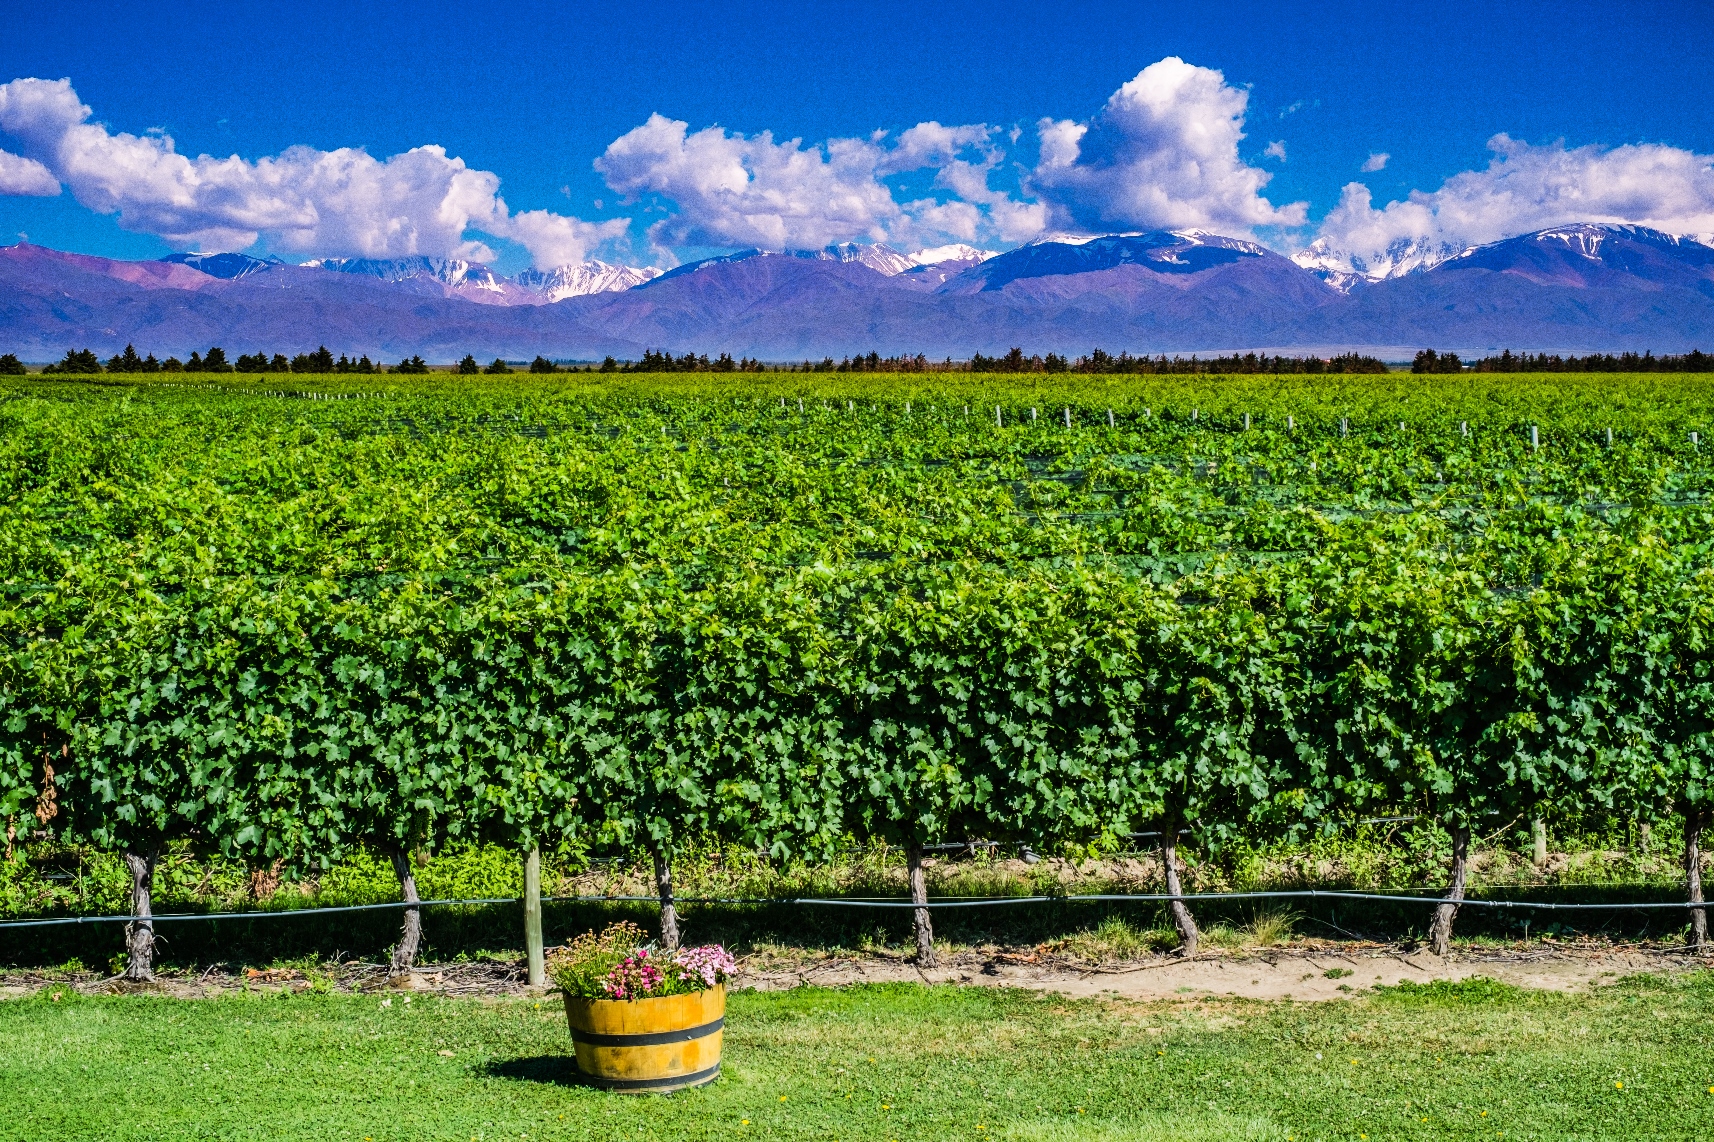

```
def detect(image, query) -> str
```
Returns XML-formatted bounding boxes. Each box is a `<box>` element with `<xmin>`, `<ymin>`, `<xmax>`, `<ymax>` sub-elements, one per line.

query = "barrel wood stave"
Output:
<box><xmin>563</xmin><ymin>985</ymin><xmax>725</xmax><ymax>1093</ymax></box>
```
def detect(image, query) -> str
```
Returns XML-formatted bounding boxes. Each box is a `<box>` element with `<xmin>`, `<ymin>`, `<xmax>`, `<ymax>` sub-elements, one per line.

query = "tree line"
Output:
<box><xmin>1470</xmin><ymin>349</ymin><xmax>1714</xmax><ymax>373</ymax></box>
<box><xmin>1069</xmin><ymin>349</ymin><xmax>1391</xmax><ymax>375</ymax></box>
<box><xmin>17</xmin><ymin>346</ymin><xmax>1714</xmax><ymax>378</ymax></box>
<box><xmin>24</xmin><ymin>345</ymin><xmax>431</xmax><ymax>375</ymax></box>
<box><xmin>1414</xmin><ymin>349</ymin><xmax>1714</xmax><ymax>374</ymax></box>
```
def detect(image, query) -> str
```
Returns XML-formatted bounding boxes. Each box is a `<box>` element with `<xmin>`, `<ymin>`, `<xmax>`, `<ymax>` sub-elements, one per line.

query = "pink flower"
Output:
<box><xmin>673</xmin><ymin>945</ymin><xmax>735</xmax><ymax>989</ymax></box>
<box><xmin>602</xmin><ymin>949</ymin><xmax>668</xmax><ymax>1000</ymax></box>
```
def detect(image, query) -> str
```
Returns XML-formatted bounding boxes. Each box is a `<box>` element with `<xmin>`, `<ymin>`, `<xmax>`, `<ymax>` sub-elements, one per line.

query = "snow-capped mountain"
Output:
<box><xmin>1428</xmin><ymin>224</ymin><xmax>1714</xmax><ymax>285</ymax></box>
<box><xmin>800</xmin><ymin>243</ymin><xmax>917</xmax><ymax>276</ymax></box>
<box><xmin>161</xmin><ymin>251</ymin><xmax>287</xmax><ymax>279</ymax></box>
<box><xmin>300</xmin><ymin>255</ymin><xmax>523</xmax><ymax>304</ymax></box>
<box><xmin>1295</xmin><ymin>223</ymin><xmax>1714</xmax><ymax>292</ymax></box>
<box><xmin>303</xmin><ymin>255</ymin><xmax>497</xmax><ymax>288</ymax></box>
<box><xmin>1293</xmin><ymin>234</ymin><xmax>1472</xmax><ymax>291</ymax></box>
<box><xmin>512</xmin><ymin>260</ymin><xmax>661</xmax><ymax>301</ymax></box>
<box><xmin>10</xmin><ymin>220</ymin><xmax>1714</xmax><ymax>360</ymax></box>
<box><xmin>301</xmin><ymin>255</ymin><xmax>661</xmax><ymax>304</ymax></box>
<box><xmin>941</xmin><ymin>230</ymin><xmax>1284</xmax><ymax>295</ymax></box>
<box><xmin>677</xmin><ymin>242</ymin><xmax>983</xmax><ymax>279</ymax></box>
<box><xmin>1443</xmin><ymin>223</ymin><xmax>1714</xmax><ymax>268</ymax></box>
<box><xmin>908</xmin><ymin>244</ymin><xmax>996</xmax><ymax>265</ymax></box>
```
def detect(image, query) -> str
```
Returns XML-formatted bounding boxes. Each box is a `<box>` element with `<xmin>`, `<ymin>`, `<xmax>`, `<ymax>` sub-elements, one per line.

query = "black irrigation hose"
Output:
<box><xmin>0</xmin><ymin>888</ymin><xmax>1704</xmax><ymax>930</ymax></box>
<box><xmin>0</xmin><ymin>897</ymin><xmax>520</xmax><ymax>930</ymax></box>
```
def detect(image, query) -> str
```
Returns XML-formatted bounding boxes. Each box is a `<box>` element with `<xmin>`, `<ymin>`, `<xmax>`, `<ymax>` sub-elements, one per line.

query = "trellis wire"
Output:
<box><xmin>1</xmin><ymin>888</ymin><xmax>1701</xmax><ymax>930</ymax></box>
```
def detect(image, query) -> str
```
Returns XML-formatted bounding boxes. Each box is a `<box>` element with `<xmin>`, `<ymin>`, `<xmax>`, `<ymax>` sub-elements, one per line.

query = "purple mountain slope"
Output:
<box><xmin>941</xmin><ymin>231</ymin><xmax>1273</xmax><ymax>293</ymax></box>
<box><xmin>0</xmin><ymin>244</ymin><xmax>646</xmax><ymax>360</ymax></box>
<box><xmin>556</xmin><ymin>233</ymin><xmax>1346</xmax><ymax>356</ymax></box>
<box><xmin>4</xmin><ymin>225</ymin><xmax>1714</xmax><ymax>360</ymax></box>
<box><xmin>1326</xmin><ymin>225</ymin><xmax>1714</xmax><ymax>353</ymax></box>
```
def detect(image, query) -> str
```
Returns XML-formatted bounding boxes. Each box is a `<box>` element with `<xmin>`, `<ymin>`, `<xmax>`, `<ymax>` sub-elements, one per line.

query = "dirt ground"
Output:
<box><xmin>3</xmin><ymin>939</ymin><xmax>1706</xmax><ymax>1003</ymax></box>
<box><xmin>740</xmin><ymin>943</ymin><xmax>1706</xmax><ymax>1001</ymax></box>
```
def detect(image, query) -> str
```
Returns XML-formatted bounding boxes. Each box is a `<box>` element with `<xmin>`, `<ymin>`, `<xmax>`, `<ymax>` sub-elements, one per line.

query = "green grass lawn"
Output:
<box><xmin>4</xmin><ymin>976</ymin><xmax>1713</xmax><ymax>1142</ymax></box>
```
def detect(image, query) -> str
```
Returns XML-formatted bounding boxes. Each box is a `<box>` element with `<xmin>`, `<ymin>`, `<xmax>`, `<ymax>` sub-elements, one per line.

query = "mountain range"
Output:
<box><xmin>3</xmin><ymin>224</ymin><xmax>1713</xmax><ymax>361</ymax></box>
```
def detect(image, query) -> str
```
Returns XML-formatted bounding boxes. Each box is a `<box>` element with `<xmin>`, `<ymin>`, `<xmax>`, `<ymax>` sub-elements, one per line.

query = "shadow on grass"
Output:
<box><xmin>2</xmin><ymin>888</ymin><xmax>1696</xmax><ymax>971</ymax></box>
<box><xmin>481</xmin><ymin>1054</ymin><xmax>581</xmax><ymax>1086</ymax></box>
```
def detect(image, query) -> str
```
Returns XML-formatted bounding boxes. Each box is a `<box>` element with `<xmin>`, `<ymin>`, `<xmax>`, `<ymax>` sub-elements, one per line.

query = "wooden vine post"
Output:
<box><xmin>524</xmin><ymin>846</ymin><xmax>545</xmax><ymax>987</ymax></box>
<box><xmin>1689</xmin><ymin>809</ymin><xmax>1708</xmax><ymax>955</ymax></box>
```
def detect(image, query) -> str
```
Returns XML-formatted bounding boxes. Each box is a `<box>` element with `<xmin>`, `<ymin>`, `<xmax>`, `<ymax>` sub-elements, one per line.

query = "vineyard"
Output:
<box><xmin>3</xmin><ymin>371</ymin><xmax>1712</xmax><ymax>977</ymax></box>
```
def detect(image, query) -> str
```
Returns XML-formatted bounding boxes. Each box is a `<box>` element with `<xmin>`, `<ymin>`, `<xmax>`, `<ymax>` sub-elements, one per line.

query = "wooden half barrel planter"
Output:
<box><xmin>563</xmin><ymin>985</ymin><xmax>724</xmax><ymax>1092</ymax></box>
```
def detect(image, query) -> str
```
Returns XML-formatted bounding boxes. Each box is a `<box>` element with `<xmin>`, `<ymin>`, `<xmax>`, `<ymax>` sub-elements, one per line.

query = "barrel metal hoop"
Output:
<box><xmin>577</xmin><ymin>1061</ymin><xmax>722</xmax><ymax>1090</ymax></box>
<box><xmin>571</xmin><ymin>1015</ymin><xmax>724</xmax><ymax>1047</ymax></box>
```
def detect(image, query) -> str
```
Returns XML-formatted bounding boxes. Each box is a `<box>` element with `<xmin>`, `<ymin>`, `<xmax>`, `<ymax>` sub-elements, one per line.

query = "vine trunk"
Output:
<box><xmin>1161</xmin><ymin>822</ymin><xmax>1199</xmax><ymax>957</ymax></box>
<box><xmin>121</xmin><ymin>850</ymin><xmax>156</xmax><ymax>981</ymax></box>
<box><xmin>654</xmin><ymin>850</ymin><xmax>679</xmax><ymax>953</ymax></box>
<box><xmin>1429</xmin><ymin>821</ymin><xmax>1471</xmax><ymax>956</ymax></box>
<box><xmin>907</xmin><ymin>842</ymin><xmax>935</xmax><ymax>967</ymax></box>
<box><xmin>388</xmin><ymin>847</ymin><xmax>422</xmax><ymax>972</ymax></box>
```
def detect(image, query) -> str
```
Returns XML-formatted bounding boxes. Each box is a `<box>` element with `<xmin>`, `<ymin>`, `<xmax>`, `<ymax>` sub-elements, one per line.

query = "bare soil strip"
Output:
<box><xmin>3</xmin><ymin>939</ymin><xmax>1706</xmax><ymax>1002</ymax></box>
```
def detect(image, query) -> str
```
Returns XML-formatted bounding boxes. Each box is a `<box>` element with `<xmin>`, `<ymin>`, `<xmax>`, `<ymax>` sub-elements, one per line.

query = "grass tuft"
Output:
<box><xmin>1054</xmin><ymin>916</ymin><xmax>1174</xmax><ymax>961</ymax></box>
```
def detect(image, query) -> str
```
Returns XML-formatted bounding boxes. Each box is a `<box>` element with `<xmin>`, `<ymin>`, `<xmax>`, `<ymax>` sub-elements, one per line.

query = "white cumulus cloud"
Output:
<box><xmin>1308</xmin><ymin>134</ymin><xmax>1714</xmax><ymax>279</ymax></box>
<box><xmin>595</xmin><ymin>113</ymin><xmax>1044</xmax><ymax>251</ymax></box>
<box><xmin>1028</xmin><ymin>57</ymin><xmax>1307</xmax><ymax>237</ymax></box>
<box><xmin>596</xmin><ymin>113</ymin><xmax>901</xmax><ymax>251</ymax></box>
<box><xmin>1263</xmin><ymin>140</ymin><xmax>1287</xmax><ymax>162</ymax></box>
<box><xmin>0</xmin><ymin>147</ymin><xmax>57</xmax><ymax>195</ymax></box>
<box><xmin>0</xmin><ymin>76</ymin><xmax>624</xmax><ymax>268</ymax></box>
<box><xmin>1360</xmin><ymin>151</ymin><xmax>1389</xmax><ymax>173</ymax></box>
<box><xmin>502</xmin><ymin>209</ymin><xmax>631</xmax><ymax>270</ymax></box>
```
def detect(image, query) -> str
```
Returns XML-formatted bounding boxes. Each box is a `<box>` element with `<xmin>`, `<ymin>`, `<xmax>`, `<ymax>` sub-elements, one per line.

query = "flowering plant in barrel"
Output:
<box><xmin>549</xmin><ymin>922</ymin><xmax>736</xmax><ymax>999</ymax></box>
<box><xmin>550</xmin><ymin>923</ymin><xmax>734</xmax><ymax>1091</ymax></box>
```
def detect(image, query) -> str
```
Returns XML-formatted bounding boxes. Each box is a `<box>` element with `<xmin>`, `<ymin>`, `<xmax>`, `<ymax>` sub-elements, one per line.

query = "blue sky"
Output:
<box><xmin>2</xmin><ymin>0</ymin><xmax>1712</xmax><ymax>277</ymax></box>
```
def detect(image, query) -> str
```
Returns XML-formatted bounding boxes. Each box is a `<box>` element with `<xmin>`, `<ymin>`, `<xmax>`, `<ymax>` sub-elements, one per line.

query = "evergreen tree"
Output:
<box><xmin>599</xmin><ymin>356</ymin><xmax>618</xmax><ymax>373</ymax></box>
<box><xmin>484</xmin><ymin>359</ymin><xmax>512</xmax><ymax>374</ymax></box>
<box><xmin>202</xmin><ymin>347</ymin><xmax>233</xmax><ymax>373</ymax></box>
<box><xmin>142</xmin><ymin>354</ymin><xmax>161</xmax><ymax>373</ymax></box>
<box><xmin>529</xmin><ymin>356</ymin><xmax>560</xmax><ymax>374</ymax></box>
<box><xmin>269</xmin><ymin>354</ymin><xmax>289</xmax><ymax>372</ymax></box>
<box><xmin>43</xmin><ymin>349</ymin><xmax>103</xmax><ymax>374</ymax></box>
<box><xmin>1413</xmin><ymin>349</ymin><xmax>1463</xmax><ymax>374</ymax></box>
<box><xmin>108</xmin><ymin>344</ymin><xmax>144</xmax><ymax>373</ymax></box>
<box><xmin>292</xmin><ymin>347</ymin><xmax>335</xmax><ymax>374</ymax></box>
<box><xmin>0</xmin><ymin>353</ymin><xmax>26</xmax><ymax>375</ymax></box>
<box><xmin>392</xmin><ymin>355</ymin><xmax>429</xmax><ymax>375</ymax></box>
<box><xmin>356</xmin><ymin>356</ymin><xmax>375</xmax><ymax>374</ymax></box>
<box><xmin>185</xmin><ymin>351</ymin><xmax>204</xmax><ymax>372</ymax></box>
<box><xmin>161</xmin><ymin>356</ymin><xmax>184</xmax><ymax>371</ymax></box>
<box><xmin>457</xmin><ymin>354</ymin><xmax>480</xmax><ymax>375</ymax></box>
